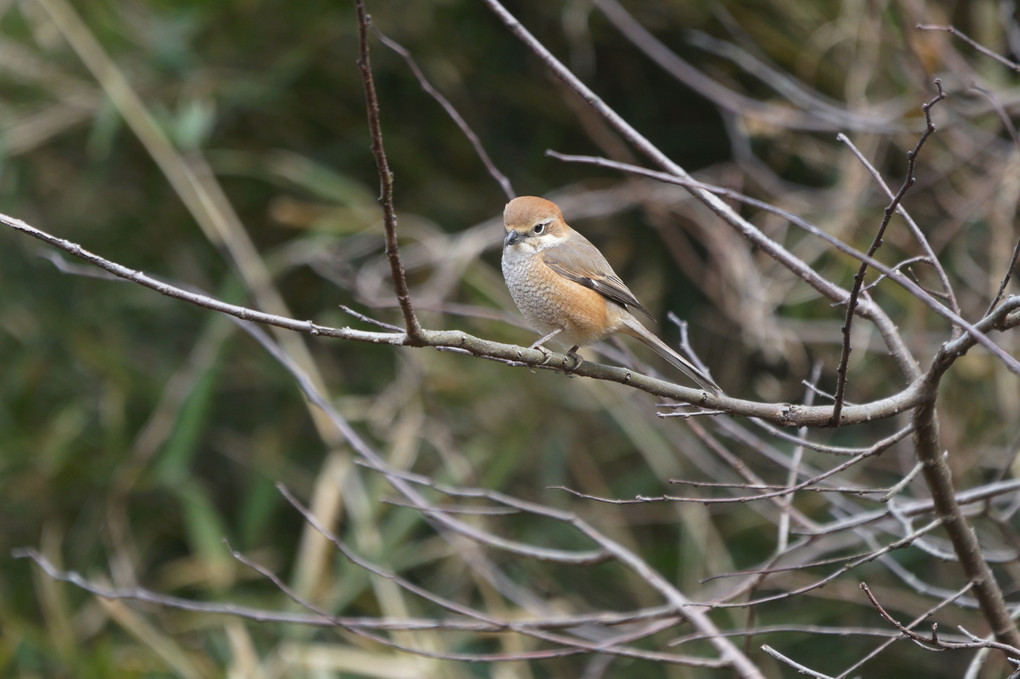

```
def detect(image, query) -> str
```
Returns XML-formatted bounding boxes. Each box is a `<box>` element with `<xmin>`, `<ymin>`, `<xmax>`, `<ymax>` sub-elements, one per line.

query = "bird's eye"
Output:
<box><xmin>533</xmin><ymin>221</ymin><xmax>547</xmax><ymax>234</ymax></box>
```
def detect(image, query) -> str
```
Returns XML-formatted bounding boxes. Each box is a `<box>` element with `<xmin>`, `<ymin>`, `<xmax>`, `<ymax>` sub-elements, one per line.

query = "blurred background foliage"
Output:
<box><xmin>1</xmin><ymin>0</ymin><xmax>1018</xmax><ymax>677</ymax></box>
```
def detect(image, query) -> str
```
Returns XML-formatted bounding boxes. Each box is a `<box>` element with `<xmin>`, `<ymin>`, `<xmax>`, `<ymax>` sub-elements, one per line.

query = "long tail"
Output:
<box><xmin>619</xmin><ymin>315</ymin><xmax>721</xmax><ymax>394</ymax></box>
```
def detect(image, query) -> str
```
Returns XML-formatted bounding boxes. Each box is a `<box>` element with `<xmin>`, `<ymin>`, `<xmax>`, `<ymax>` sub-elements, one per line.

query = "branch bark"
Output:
<box><xmin>911</xmin><ymin>386</ymin><xmax>1020</xmax><ymax>656</ymax></box>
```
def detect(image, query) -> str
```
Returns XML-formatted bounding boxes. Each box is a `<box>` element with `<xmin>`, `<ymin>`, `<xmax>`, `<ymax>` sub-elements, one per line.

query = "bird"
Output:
<box><xmin>501</xmin><ymin>196</ymin><xmax>720</xmax><ymax>394</ymax></box>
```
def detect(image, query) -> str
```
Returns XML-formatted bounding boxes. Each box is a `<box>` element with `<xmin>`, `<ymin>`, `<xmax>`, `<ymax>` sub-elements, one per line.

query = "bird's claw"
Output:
<box><xmin>564</xmin><ymin>348</ymin><xmax>584</xmax><ymax>374</ymax></box>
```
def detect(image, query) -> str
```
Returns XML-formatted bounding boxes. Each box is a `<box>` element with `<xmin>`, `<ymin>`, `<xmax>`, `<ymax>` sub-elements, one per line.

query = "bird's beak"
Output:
<box><xmin>504</xmin><ymin>230</ymin><xmax>522</xmax><ymax>247</ymax></box>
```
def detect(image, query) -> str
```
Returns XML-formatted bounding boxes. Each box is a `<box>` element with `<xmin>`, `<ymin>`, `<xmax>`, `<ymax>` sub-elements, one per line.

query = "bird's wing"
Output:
<box><xmin>541</xmin><ymin>236</ymin><xmax>653</xmax><ymax>319</ymax></box>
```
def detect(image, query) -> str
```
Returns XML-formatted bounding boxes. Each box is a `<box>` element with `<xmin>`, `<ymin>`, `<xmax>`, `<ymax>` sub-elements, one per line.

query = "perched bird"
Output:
<box><xmin>501</xmin><ymin>196</ymin><xmax>720</xmax><ymax>394</ymax></box>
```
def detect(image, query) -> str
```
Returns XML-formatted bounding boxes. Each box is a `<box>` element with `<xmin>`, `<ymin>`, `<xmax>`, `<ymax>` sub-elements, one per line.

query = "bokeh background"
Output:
<box><xmin>2</xmin><ymin>1</ymin><xmax>1018</xmax><ymax>677</ymax></box>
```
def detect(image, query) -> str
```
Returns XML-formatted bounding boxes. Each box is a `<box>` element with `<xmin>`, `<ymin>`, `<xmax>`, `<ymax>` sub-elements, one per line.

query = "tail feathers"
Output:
<box><xmin>619</xmin><ymin>316</ymin><xmax>721</xmax><ymax>394</ymax></box>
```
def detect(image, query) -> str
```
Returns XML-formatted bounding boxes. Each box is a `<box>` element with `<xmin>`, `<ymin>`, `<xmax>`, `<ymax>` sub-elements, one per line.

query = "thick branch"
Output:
<box><xmin>906</xmin><ymin>296</ymin><xmax>1020</xmax><ymax>657</ymax></box>
<box><xmin>911</xmin><ymin>389</ymin><xmax>1020</xmax><ymax>656</ymax></box>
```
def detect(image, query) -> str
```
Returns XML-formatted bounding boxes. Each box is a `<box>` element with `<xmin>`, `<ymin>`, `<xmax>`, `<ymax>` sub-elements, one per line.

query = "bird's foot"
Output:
<box><xmin>564</xmin><ymin>346</ymin><xmax>584</xmax><ymax>374</ymax></box>
<box><xmin>529</xmin><ymin>329</ymin><xmax>562</xmax><ymax>366</ymax></box>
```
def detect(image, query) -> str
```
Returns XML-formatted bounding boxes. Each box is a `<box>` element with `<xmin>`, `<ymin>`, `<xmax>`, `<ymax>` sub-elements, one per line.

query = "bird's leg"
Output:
<box><xmin>565</xmin><ymin>345</ymin><xmax>584</xmax><ymax>372</ymax></box>
<box><xmin>529</xmin><ymin>328</ymin><xmax>562</xmax><ymax>365</ymax></box>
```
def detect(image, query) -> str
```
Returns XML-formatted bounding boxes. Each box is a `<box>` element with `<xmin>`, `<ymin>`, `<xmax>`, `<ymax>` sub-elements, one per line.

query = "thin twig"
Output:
<box><xmin>761</xmin><ymin>644</ymin><xmax>837</xmax><ymax>678</ymax></box>
<box><xmin>555</xmin><ymin>442</ymin><xmax>882</xmax><ymax>506</ymax></box>
<box><xmin>669</xmin><ymin>479</ymin><xmax>894</xmax><ymax>496</ymax></box>
<box><xmin>833</xmin><ymin>133</ymin><xmax>959</xmax><ymax>319</ymax></box>
<box><xmin>969</xmin><ymin>84</ymin><xmax>1020</xmax><ymax>150</ymax></box>
<box><xmin>861</xmin><ymin>256</ymin><xmax>934</xmax><ymax>293</ymax></box>
<box><xmin>700</xmin><ymin>547</ymin><xmax>914</xmax><ymax>585</ymax></box>
<box><xmin>803</xmin><ymin>477</ymin><xmax>1020</xmax><ymax>538</ymax></box>
<box><xmin>355</xmin><ymin>1</ymin><xmax>423</xmax><ymax>342</ymax></box>
<box><xmin>705</xmin><ymin>519</ymin><xmax>943</xmax><ymax>609</ymax></box>
<box><xmin>9</xmin><ymin>548</ymin><xmax>693</xmax><ymax>643</ymax></box>
<box><xmin>881</xmin><ymin>461</ymin><xmax>924</xmax><ymax>502</ymax></box>
<box><xmin>657</xmin><ymin>408</ymin><xmax>727</xmax><ymax>419</ymax></box>
<box><xmin>917</xmin><ymin>24</ymin><xmax>1020</xmax><ymax>72</ymax></box>
<box><xmin>778</xmin><ymin>363</ymin><xmax>822</xmax><ymax>552</ymax></box>
<box><xmin>338</xmin><ymin>303</ymin><xmax>402</xmax><ymax>331</ymax></box>
<box><xmin>673</xmin><ymin>623</ymin><xmax>982</xmax><ymax>646</ymax></box>
<box><xmin>860</xmin><ymin>582</ymin><xmax>948</xmax><ymax>651</ymax></box>
<box><xmin>838</xmin><ymin>582</ymin><xmax>977</xmax><ymax>676</ymax></box>
<box><xmin>748</xmin><ymin>422</ymin><xmax>912</xmax><ymax>457</ymax></box>
<box><xmin>858</xmin><ymin>581</ymin><xmax>1020</xmax><ymax>659</ymax></box>
<box><xmin>597</xmin><ymin>0</ymin><xmax>893</xmax><ymax>134</ymax></box>
<box><xmin>11</xmin><ymin>548</ymin><xmax>332</xmax><ymax>626</ymax></box>
<box><xmin>372</xmin><ymin>26</ymin><xmax>515</xmax><ymax>200</ymax></box>
<box><xmin>986</xmin><ymin>234</ymin><xmax>1020</xmax><ymax>316</ymax></box>
<box><xmin>830</xmin><ymin>81</ymin><xmax>947</xmax><ymax>427</ymax></box>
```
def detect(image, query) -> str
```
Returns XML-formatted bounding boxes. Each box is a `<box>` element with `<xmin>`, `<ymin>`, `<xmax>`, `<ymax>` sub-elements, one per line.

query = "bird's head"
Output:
<box><xmin>503</xmin><ymin>196</ymin><xmax>571</xmax><ymax>251</ymax></box>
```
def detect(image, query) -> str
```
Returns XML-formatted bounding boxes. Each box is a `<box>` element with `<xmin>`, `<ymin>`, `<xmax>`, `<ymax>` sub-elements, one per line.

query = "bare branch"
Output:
<box><xmin>859</xmin><ymin>581</ymin><xmax>1020</xmax><ymax>658</ymax></box>
<box><xmin>355</xmin><ymin>1</ymin><xmax>423</xmax><ymax>342</ymax></box>
<box><xmin>556</xmin><ymin>440</ymin><xmax>887</xmax><ymax>507</ymax></box>
<box><xmin>911</xmin><ymin>388</ymin><xmax>1020</xmax><ymax>656</ymax></box>
<box><xmin>860</xmin><ymin>582</ymin><xmax>950</xmax><ymax>651</ymax></box>
<box><xmin>372</xmin><ymin>26</ymin><xmax>515</xmax><ymax>200</ymax></box>
<box><xmin>598</xmin><ymin>0</ymin><xmax>895</xmax><ymax>133</ymax></box>
<box><xmin>835</xmin><ymin>125</ymin><xmax>960</xmax><ymax>321</ymax></box>
<box><xmin>969</xmin><ymin>84</ymin><xmax>1020</xmax><ymax>151</ymax></box>
<box><xmin>839</xmin><ymin>582</ymin><xmax>978</xmax><ymax>676</ymax></box>
<box><xmin>986</xmin><ymin>234</ymin><xmax>1020</xmax><ymax>316</ymax></box>
<box><xmin>708</xmin><ymin>519</ymin><xmax>943</xmax><ymax>609</ymax></box>
<box><xmin>12</xmin><ymin>548</ymin><xmax>333</xmax><ymax>626</ymax></box>
<box><xmin>917</xmin><ymin>23</ymin><xmax>1020</xmax><ymax>72</ymax></box>
<box><xmin>338</xmin><ymin>304</ymin><xmax>402</xmax><ymax>332</ymax></box>
<box><xmin>351</xmin><ymin>464</ymin><xmax>765</xmax><ymax>677</ymax></box>
<box><xmin>831</xmin><ymin>80</ymin><xmax>947</xmax><ymax>426</ymax></box>
<box><xmin>245</xmin><ymin>495</ymin><xmax>717</xmax><ymax>666</ymax></box>
<box><xmin>762</xmin><ymin>644</ymin><xmax>838</xmax><ymax>679</ymax></box>
<box><xmin>804</xmin><ymin>478</ymin><xmax>1020</xmax><ymax>537</ymax></box>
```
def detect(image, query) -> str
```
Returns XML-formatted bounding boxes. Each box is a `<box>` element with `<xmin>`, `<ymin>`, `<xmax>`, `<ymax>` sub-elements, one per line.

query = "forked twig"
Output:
<box><xmin>839</xmin><ymin>582</ymin><xmax>978</xmax><ymax>676</ymax></box>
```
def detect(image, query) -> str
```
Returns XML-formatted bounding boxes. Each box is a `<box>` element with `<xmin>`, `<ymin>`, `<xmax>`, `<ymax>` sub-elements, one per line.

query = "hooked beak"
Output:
<box><xmin>504</xmin><ymin>230</ymin><xmax>523</xmax><ymax>247</ymax></box>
